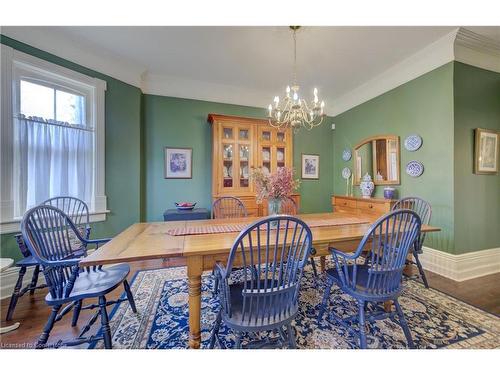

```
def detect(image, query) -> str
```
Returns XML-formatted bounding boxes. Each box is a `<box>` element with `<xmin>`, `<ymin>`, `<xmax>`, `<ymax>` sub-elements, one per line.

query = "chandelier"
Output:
<box><xmin>267</xmin><ymin>26</ymin><xmax>326</xmax><ymax>131</ymax></box>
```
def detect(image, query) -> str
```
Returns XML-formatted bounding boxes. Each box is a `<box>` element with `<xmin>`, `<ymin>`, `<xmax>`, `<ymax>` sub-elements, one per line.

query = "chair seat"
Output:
<box><xmin>326</xmin><ymin>264</ymin><xmax>370</xmax><ymax>285</ymax></box>
<box><xmin>223</xmin><ymin>281</ymin><xmax>298</xmax><ymax>330</ymax></box>
<box><xmin>16</xmin><ymin>255</ymin><xmax>39</xmax><ymax>267</ymax></box>
<box><xmin>326</xmin><ymin>264</ymin><xmax>402</xmax><ymax>301</ymax></box>
<box><xmin>45</xmin><ymin>264</ymin><xmax>130</xmax><ymax>305</ymax></box>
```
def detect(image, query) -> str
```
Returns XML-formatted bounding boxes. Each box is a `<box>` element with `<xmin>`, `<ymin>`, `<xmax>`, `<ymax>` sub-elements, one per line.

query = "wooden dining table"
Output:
<box><xmin>80</xmin><ymin>211</ymin><xmax>440</xmax><ymax>349</ymax></box>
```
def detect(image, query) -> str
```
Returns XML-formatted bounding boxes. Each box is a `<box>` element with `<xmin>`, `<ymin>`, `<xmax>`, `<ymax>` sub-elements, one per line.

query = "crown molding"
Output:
<box><xmin>0</xmin><ymin>27</ymin><xmax>145</xmax><ymax>88</ymax></box>
<box><xmin>329</xmin><ymin>29</ymin><xmax>459</xmax><ymax>117</ymax></box>
<box><xmin>454</xmin><ymin>27</ymin><xmax>500</xmax><ymax>74</ymax></box>
<box><xmin>141</xmin><ymin>72</ymin><xmax>268</xmax><ymax>111</ymax></box>
<box><xmin>2</xmin><ymin>27</ymin><xmax>499</xmax><ymax>117</ymax></box>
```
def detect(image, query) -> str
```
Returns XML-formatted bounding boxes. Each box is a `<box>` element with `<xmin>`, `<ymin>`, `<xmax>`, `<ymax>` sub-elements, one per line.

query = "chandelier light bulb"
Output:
<box><xmin>268</xmin><ymin>104</ymin><xmax>273</xmax><ymax>117</ymax></box>
<box><xmin>314</xmin><ymin>87</ymin><xmax>318</xmax><ymax>96</ymax></box>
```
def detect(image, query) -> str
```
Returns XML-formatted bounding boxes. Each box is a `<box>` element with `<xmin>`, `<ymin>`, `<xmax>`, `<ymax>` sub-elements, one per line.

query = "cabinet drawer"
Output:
<box><xmin>357</xmin><ymin>201</ymin><xmax>386</xmax><ymax>215</ymax></box>
<box><xmin>335</xmin><ymin>198</ymin><xmax>357</xmax><ymax>209</ymax></box>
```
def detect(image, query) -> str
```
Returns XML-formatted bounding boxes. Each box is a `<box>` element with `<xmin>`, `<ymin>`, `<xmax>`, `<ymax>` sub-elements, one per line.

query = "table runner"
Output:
<box><xmin>165</xmin><ymin>216</ymin><xmax>370</xmax><ymax>236</ymax></box>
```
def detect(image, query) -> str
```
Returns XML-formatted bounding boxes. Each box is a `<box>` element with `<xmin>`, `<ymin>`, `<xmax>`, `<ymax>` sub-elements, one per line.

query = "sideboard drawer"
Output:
<box><xmin>357</xmin><ymin>200</ymin><xmax>386</xmax><ymax>215</ymax></box>
<box><xmin>335</xmin><ymin>198</ymin><xmax>356</xmax><ymax>209</ymax></box>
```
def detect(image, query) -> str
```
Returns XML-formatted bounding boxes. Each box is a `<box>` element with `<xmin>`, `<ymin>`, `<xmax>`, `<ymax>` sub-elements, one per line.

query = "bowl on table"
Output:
<box><xmin>175</xmin><ymin>202</ymin><xmax>197</xmax><ymax>211</ymax></box>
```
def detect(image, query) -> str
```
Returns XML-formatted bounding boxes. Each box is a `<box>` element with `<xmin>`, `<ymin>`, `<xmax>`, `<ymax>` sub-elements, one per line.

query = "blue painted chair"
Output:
<box><xmin>318</xmin><ymin>209</ymin><xmax>421</xmax><ymax>349</ymax></box>
<box><xmin>6</xmin><ymin>196</ymin><xmax>103</xmax><ymax>321</ymax></box>
<box><xmin>21</xmin><ymin>205</ymin><xmax>136</xmax><ymax>349</ymax></box>
<box><xmin>212</xmin><ymin>196</ymin><xmax>248</xmax><ymax>219</ymax></box>
<box><xmin>279</xmin><ymin>196</ymin><xmax>318</xmax><ymax>278</ymax></box>
<box><xmin>209</xmin><ymin>215</ymin><xmax>313</xmax><ymax>349</ymax></box>
<box><xmin>392</xmin><ymin>197</ymin><xmax>432</xmax><ymax>288</ymax></box>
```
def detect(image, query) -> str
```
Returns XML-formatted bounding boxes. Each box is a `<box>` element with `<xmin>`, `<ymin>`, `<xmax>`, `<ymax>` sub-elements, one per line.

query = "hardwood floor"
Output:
<box><xmin>0</xmin><ymin>259</ymin><xmax>498</xmax><ymax>348</ymax></box>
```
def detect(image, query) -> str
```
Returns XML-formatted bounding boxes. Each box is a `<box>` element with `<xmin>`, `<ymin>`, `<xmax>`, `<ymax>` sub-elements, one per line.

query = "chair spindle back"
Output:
<box><xmin>21</xmin><ymin>206</ymin><xmax>85</xmax><ymax>299</ymax></box>
<box><xmin>220</xmin><ymin>215</ymin><xmax>312</xmax><ymax>326</ymax></box>
<box><xmin>212</xmin><ymin>196</ymin><xmax>248</xmax><ymax>219</ymax></box>
<box><xmin>42</xmin><ymin>196</ymin><xmax>90</xmax><ymax>239</ymax></box>
<box><xmin>279</xmin><ymin>197</ymin><xmax>298</xmax><ymax>215</ymax></box>
<box><xmin>392</xmin><ymin>197</ymin><xmax>431</xmax><ymax>246</ymax></box>
<box><xmin>335</xmin><ymin>209</ymin><xmax>421</xmax><ymax>298</ymax></box>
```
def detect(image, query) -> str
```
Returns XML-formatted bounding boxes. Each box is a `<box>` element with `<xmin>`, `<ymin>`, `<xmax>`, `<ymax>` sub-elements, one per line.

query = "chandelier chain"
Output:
<box><xmin>292</xmin><ymin>28</ymin><xmax>297</xmax><ymax>86</ymax></box>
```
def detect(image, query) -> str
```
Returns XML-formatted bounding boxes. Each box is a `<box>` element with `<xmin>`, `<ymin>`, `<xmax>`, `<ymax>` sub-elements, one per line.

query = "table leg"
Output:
<box><xmin>320</xmin><ymin>256</ymin><xmax>326</xmax><ymax>273</ymax></box>
<box><xmin>187</xmin><ymin>256</ymin><xmax>203</xmax><ymax>349</ymax></box>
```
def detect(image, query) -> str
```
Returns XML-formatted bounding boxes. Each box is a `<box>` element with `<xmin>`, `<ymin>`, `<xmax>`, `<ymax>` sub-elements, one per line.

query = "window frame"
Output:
<box><xmin>0</xmin><ymin>45</ymin><xmax>108</xmax><ymax>234</ymax></box>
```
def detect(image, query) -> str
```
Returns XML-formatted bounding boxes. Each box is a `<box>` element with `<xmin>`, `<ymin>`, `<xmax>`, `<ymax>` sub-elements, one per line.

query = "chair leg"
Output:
<box><xmin>317</xmin><ymin>277</ymin><xmax>333</xmax><ymax>323</ymax></box>
<box><xmin>358</xmin><ymin>301</ymin><xmax>367</xmax><ymax>349</ymax></box>
<box><xmin>123</xmin><ymin>280</ymin><xmax>137</xmax><ymax>313</ymax></box>
<box><xmin>286</xmin><ymin>323</ymin><xmax>297</xmax><ymax>349</ymax></box>
<box><xmin>29</xmin><ymin>265</ymin><xmax>40</xmax><ymax>295</ymax></box>
<box><xmin>310</xmin><ymin>257</ymin><xmax>318</xmax><ymax>277</ymax></box>
<box><xmin>99</xmin><ymin>296</ymin><xmax>113</xmax><ymax>349</ymax></box>
<box><xmin>71</xmin><ymin>300</ymin><xmax>82</xmax><ymax>327</ymax></box>
<box><xmin>394</xmin><ymin>299</ymin><xmax>415</xmax><ymax>349</ymax></box>
<box><xmin>235</xmin><ymin>332</ymin><xmax>243</xmax><ymax>349</ymax></box>
<box><xmin>413</xmin><ymin>250</ymin><xmax>429</xmax><ymax>288</ymax></box>
<box><xmin>37</xmin><ymin>305</ymin><xmax>61</xmax><ymax>349</ymax></box>
<box><xmin>6</xmin><ymin>266</ymin><xmax>26</xmax><ymax>321</ymax></box>
<box><xmin>209</xmin><ymin>310</ymin><xmax>222</xmax><ymax>349</ymax></box>
<box><xmin>213</xmin><ymin>271</ymin><xmax>219</xmax><ymax>294</ymax></box>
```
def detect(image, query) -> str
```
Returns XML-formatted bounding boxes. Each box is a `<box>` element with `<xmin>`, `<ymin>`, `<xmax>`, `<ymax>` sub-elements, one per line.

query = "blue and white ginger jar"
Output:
<box><xmin>360</xmin><ymin>173</ymin><xmax>375</xmax><ymax>198</ymax></box>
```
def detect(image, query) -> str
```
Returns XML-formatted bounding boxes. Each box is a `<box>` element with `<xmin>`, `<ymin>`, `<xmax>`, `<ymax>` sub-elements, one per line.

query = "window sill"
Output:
<box><xmin>0</xmin><ymin>210</ymin><xmax>109</xmax><ymax>235</ymax></box>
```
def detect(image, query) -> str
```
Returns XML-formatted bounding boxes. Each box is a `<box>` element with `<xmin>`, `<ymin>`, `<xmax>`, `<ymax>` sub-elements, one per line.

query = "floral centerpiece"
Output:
<box><xmin>251</xmin><ymin>167</ymin><xmax>300</xmax><ymax>217</ymax></box>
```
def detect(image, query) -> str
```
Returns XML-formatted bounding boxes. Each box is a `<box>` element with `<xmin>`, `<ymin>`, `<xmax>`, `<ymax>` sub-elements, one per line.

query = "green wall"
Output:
<box><xmin>453</xmin><ymin>62</ymin><xmax>500</xmax><ymax>253</ymax></box>
<box><xmin>332</xmin><ymin>63</ymin><xmax>456</xmax><ymax>252</ymax></box>
<box><xmin>142</xmin><ymin>94</ymin><xmax>334</xmax><ymax>222</ymax></box>
<box><xmin>0</xmin><ymin>35</ymin><xmax>143</xmax><ymax>261</ymax></box>
<box><xmin>2</xmin><ymin>35</ymin><xmax>497</xmax><ymax>260</ymax></box>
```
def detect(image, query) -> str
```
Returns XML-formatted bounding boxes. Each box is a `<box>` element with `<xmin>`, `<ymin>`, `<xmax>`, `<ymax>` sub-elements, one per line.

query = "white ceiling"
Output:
<box><xmin>2</xmin><ymin>26</ymin><xmax>499</xmax><ymax>114</ymax></box>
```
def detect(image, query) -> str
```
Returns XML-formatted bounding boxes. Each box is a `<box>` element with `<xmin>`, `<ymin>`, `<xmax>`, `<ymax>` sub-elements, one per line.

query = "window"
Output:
<box><xmin>0</xmin><ymin>45</ymin><xmax>107</xmax><ymax>233</ymax></box>
<box><xmin>20</xmin><ymin>80</ymin><xmax>86</xmax><ymax>126</ymax></box>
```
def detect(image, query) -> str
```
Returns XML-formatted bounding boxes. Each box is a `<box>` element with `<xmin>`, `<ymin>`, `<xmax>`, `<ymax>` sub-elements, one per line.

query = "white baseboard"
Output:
<box><xmin>0</xmin><ymin>265</ymin><xmax>36</xmax><ymax>301</ymax></box>
<box><xmin>419</xmin><ymin>246</ymin><xmax>500</xmax><ymax>282</ymax></box>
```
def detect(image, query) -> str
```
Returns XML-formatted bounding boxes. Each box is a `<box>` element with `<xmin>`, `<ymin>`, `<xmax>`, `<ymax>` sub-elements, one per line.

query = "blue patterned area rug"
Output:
<box><xmin>92</xmin><ymin>265</ymin><xmax>500</xmax><ymax>349</ymax></box>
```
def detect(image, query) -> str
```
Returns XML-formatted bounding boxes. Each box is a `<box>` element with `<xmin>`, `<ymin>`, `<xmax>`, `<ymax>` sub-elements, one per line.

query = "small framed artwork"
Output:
<box><xmin>301</xmin><ymin>154</ymin><xmax>320</xmax><ymax>179</ymax></box>
<box><xmin>474</xmin><ymin>128</ymin><xmax>499</xmax><ymax>175</ymax></box>
<box><xmin>164</xmin><ymin>147</ymin><xmax>192</xmax><ymax>179</ymax></box>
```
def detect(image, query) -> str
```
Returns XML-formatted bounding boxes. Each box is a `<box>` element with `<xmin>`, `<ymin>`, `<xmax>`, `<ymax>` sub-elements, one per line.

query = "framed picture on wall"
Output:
<box><xmin>301</xmin><ymin>154</ymin><xmax>319</xmax><ymax>179</ymax></box>
<box><xmin>164</xmin><ymin>147</ymin><xmax>192</xmax><ymax>179</ymax></box>
<box><xmin>474</xmin><ymin>128</ymin><xmax>499</xmax><ymax>175</ymax></box>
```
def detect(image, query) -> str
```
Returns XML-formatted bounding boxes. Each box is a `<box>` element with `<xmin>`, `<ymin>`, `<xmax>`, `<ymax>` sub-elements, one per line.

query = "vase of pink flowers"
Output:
<box><xmin>251</xmin><ymin>167</ymin><xmax>300</xmax><ymax>225</ymax></box>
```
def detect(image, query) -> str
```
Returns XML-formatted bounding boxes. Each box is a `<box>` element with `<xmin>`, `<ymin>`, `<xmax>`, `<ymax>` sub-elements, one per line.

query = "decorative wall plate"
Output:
<box><xmin>342</xmin><ymin>167</ymin><xmax>352</xmax><ymax>179</ymax></box>
<box><xmin>342</xmin><ymin>148</ymin><xmax>352</xmax><ymax>161</ymax></box>
<box><xmin>404</xmin><ymin>134</ymin><xmax>423</xmax><ymax>152</ymax></box>
<box><xmin>406</xmin><ymin>160</ymin><xmax>424</xmax><ymax>177</ymax></box>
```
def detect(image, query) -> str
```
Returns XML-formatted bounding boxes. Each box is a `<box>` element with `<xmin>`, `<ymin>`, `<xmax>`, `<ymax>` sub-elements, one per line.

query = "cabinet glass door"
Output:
<box><xmin>222</xmin><ymin>143</ymin><xmax>234</xmax><ymax>188</ymax></box>
<box><xmin>239</xmin><ymin>144</ymin><xmax>250</xmax><ymax>188</ymax></box>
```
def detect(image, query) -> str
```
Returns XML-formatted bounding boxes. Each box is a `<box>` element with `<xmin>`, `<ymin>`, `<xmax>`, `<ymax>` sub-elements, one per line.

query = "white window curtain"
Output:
<box><xmin>13</xmin><ymin>115</ymin><xmax>94</xmax><ymax>217</ymax></box>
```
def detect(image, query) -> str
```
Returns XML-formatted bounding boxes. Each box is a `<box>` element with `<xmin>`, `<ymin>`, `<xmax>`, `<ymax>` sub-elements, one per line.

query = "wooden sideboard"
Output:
<box><xmin>331</xmin><ymin>195</ymin><xmax>396</xmax><ymax>217</ymax></box>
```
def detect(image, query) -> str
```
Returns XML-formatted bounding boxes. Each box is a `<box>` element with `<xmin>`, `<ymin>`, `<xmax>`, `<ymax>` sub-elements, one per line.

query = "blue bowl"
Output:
<box><xmin>175</xmin><ymin>202</ymin><xmax>196</xmax><ymax>211</ymax></box>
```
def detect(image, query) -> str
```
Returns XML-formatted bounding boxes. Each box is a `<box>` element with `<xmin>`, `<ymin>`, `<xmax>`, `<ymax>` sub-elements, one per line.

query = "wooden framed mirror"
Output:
<box><xmin>354</xmin><ymin>135</ymin><xmax>400</xmax><ymax>185</ymax></box>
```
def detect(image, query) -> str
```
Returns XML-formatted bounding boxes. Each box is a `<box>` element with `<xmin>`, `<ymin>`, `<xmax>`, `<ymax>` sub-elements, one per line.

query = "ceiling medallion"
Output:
<box><xmin>267</xmin><ymin>26</ymin><xmax>326</xmax><ymax>132</ymax></box>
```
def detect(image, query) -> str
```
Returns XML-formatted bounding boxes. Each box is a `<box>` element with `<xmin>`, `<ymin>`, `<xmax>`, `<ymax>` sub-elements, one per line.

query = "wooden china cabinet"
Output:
<box><xmin>208</xmin><ymin>114</ymin><xmax>300</xmax><ymax>217</ymax></box>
